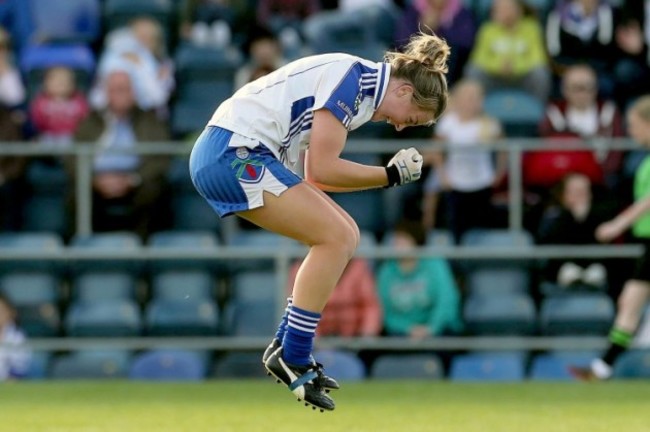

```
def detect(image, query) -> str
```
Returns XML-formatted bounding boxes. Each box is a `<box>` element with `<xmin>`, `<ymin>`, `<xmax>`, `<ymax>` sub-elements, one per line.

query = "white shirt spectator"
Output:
<box><xmin>431</xmin><ymin>111</ymin><xmax>501</xmax><ymax>192</ymax></box>
<box><xmin>0</xmin><ymin>67</ymin><xmax>25</xmax><ymax>107</ymax></box>
<box><xmin>0</xmin><ymin>323</ymin><xmax>31</xmax><ymax>380</ymax></box>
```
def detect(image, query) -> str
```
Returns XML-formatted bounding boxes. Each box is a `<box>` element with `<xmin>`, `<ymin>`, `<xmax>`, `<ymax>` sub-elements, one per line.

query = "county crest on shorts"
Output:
<box><xmin>231</xmin><ymin>147</ymin><xmax>265</xmax><ymax>183</ymax></box>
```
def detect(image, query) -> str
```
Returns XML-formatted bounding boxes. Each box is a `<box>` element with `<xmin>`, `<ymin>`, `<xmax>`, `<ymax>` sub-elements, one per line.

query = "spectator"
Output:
<box><xmin>377</xmin><ymin>220</ymin><xmax>463</xmax><ymax>338</ymax></box>
<box><xmin>30</xmin><ymin>67</ymin><xmax>89</xmax><ymax>147</ymax></box>
<box><xmin>422</xmin><ymin>79</ymin><xmax>505</xmax><ymax>242</ymax></box>
<box><xmin>91</xmin><ymin>17</ymin><xmax>174</xmax><ymax>115</ymax></box>
<box><xmin>287</xmin><ymin>258</ymin><xmax>382</xmax><ymax>337</ymax></box>
<box><xmin>0</xmin><ymin>26</ymin><xmax>26</xmax><ymax>232</ymax></box>
<box><xmin>545</xmin><ymin>0</ymin><xmax>617</xmax><ymax>97</ymax></box>
<box><xmin>537</xmin><ymin>173</ymin><xmax>613</xmax><ymax>288</ymax></box>
<box><xmin>525</xmin><ymin>64</ymin><xmax>624</xmax><ymax>191</ymax></box>
<box><xmin>257</xmin><ymin>0</ymin><xmax>320</xmax><ymax>36</ymax></box>
<box><xmin>0</xmin><ymin>27</ymin><xmax>25</xmax><ymax>108</ymax></box>
<box><xmin>394</xmin><ymin>0</ymin><xmax>476</xmax><ymax>84</ymax></box>
<box><xmin>612</xmin><ymin>1</ymin><xmax>650</xmax><ymax>108</ymax></box>
<box><xmin>234</xmin><ymin>26</ymin><xmax>286</xmax><ymax>90</ymax></box>
<box><xmin>72</xmin><ymin>70</ymin><xmax>171</xmax><ymax>239</ymax></box>
<box><xmin>179</xmin><ymin>0</ymin><xmax>238</xmax><ymax>48</ymax></box>
<box><xmin>465</xmin><ymin>0</ymin><xmax>550</xmax><ymax>101</ymax></box>
<box><xmin>0</xmin><ymin>295</ymin><xmax>30</xmax><ymax>381</ymax></box>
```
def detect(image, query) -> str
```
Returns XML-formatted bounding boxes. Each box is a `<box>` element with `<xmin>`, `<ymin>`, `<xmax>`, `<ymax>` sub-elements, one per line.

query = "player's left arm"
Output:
<box><xmin>305</xmin><ymin>109</ymin><xmax>389</xmax><ymax>192</ymax></box>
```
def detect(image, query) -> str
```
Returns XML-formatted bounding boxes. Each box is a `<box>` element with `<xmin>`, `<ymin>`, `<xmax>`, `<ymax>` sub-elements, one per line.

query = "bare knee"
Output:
<box><xmin>324</xmin><ymin>219</ymin><xmax>359</xmax><ymax>260</ymax></box>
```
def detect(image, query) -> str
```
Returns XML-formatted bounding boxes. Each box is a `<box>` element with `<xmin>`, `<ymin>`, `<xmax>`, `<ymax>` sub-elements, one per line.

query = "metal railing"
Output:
<box><xmin>0</xmin><ymin>137</ymin><xmax>646</xmax><ymax>352</ymax></box>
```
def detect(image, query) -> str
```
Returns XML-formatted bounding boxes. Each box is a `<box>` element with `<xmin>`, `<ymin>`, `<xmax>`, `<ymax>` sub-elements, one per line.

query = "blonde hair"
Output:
<box><xmin>630</xmin><ymin>95</ymin><xmax>650</xmax><ymax>122</ymax></box>
<box><xmin>385</xmin><ymin>32</ymin><xmax>450</xmax><ymax>121</ymax></box>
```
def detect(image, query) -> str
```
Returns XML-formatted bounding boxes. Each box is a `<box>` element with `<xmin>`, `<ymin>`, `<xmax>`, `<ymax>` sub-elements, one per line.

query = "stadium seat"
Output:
<box><xmin>226</xmin><ymin>230</ymin><xmax>291</xmax><ymax>273</ymax></box>
<box><xmin>214</xmin><ymin>352</ymin><xmax>268</xmax><ymax>379</ymax></box>
<box><xmin>172</xmin><ymin>45</ymin><xmax>242</xmax><ymax>136</ymax></box>
<box><xmin>483</xmin><ymin>90</ymin><xmax>545</xmax><ymax>136</ymax></box>
<box><xmin>167</xmin><ymin>158</ymin><xmax>221</xmax><ymax>232</ymax></box>
<box><xmin>104</xmin><ymin>0</ymin><xmax>174</xmax><ymax>34</ymax></box>
<box><xmin>16</xmin><ymin>303</ymin><xmax>60</xmax><ymax>337</ymax></box>
<box><xmin>0</xmin><ymin>232</ymin><xmax>63</xmax><ymax>273</ymax></box>
<box><xmin>145</xmin><ymin>299</ymin><xmax>219</xmax><ymax>336</ymax></box>
<box><xmin>66</xmin><ymin>300</ymin><xmax>142</xmax><ymax>337</ymax></box>
<box><xmin>23</xmin><ymin>162</ymin><xmax>68</xmax><ymax>236</ymax></box>
<box><xmin>540</xmin><ymin>293</ymin><xmax>615</xmax><ymax>335</ymax></box>
<box><xmin>371</xmin><ymin>354</ymin><xmax>444</xmax><ymax>380</ymax></box>
<box><xmin>460</xmin><ymin>229</ymin><xmax>534</xmax><ymax>272</ymax></box>
<box><xmin>129</xmin><ymin>350</ymin><xmax>208</xmax><ymax>381</ymax></box>
<box><xmin>0</xmin><ymin>272</ymin><xmax>59</xmax><ymax>305</ymax></box>
<box><xmin>70</xmin><ymin>232</ymin><xmax>142</xmax><ymax>274</ymax></box>
<box><xmin>227</xmin><ymin>270</ymin><xmax>279</xmax><ymax>336</ymax></box>
<box><xmin>466</xmin><ymin>267</ymin><xmax>530</xmax><ymax>297</ymax></box>
<box><xmin>450</xmin><ymin>353</ymin><xmax>526</xmax><ymax>381</ymax></box>
<box><xmin>313</xmin><ymin>350</ymin><xmax>366</xmax><ymax>381</ymax></box>
<box><xmin>330</xmin><ymin>189</ymin><xmax>385</xmax><ymax>237</ymax></box>
<box><xmin>151</xmin><ymin>270</ymin><xmax>213</xmax><ymax>301</ymax></box>
<box><xmin>51</xmin><ymin>350</ymin><xmax>132</xmax><ymax>379</ymax></box>
<box><xmin>613</xmin><ymin>350</ymin><xmax>650</xmax><ymax>379</ymax></box>
<box><xmin>148</xmin><ymin>230</ymin><xmax>220</xmax><ymax>272</ymax></box>
<box><xmin>19</xmin><ymin>44</ymin><xmax>95</xmax><ymax>95</ymax></box>
<box><xmin>29</xmin><ymin>0</ymin><xmax>101</xmax><ymax>43</ymax></box>
<box><xmin>72</xmin><ymin>272</ymin><xmax>137</xmax><ymax>302</ymax></box>
<box><xmin>25</xmin><ymin>351</ymin><xmax>52</xmax><ymax>380</ymax></box>
<box><xmin>464</xmin><ymin>293</ymin><xmax>537</xmax><ymax>335</ymax></box>
<box><xmin>530</xmin><ymin>351</ymin><xmax>599</xmax><ymax>381</ymax></box>
<box><xmin>303</xmin><ymin>9</ymin><xmax>387</xmax><ymax>60</ymax></box>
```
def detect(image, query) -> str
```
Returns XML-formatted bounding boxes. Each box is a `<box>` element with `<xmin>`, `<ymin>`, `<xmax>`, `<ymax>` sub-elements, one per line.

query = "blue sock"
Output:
<box><xmin>274</xmin><ymin>297</ymin><xmax>292</xmax><ymax>342</ymax></box>
<box><xmin>283</xmin><ymin>305</ymin><xmax>320</xmax><ymax>366</ymax></box>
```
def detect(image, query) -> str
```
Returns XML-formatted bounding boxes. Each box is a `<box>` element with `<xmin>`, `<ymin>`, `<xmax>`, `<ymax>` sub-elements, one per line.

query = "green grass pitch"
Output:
<box><xmin>1</xmin><ymin>381</ymin><xmax>648</xmax><ymax>432</ymax></box>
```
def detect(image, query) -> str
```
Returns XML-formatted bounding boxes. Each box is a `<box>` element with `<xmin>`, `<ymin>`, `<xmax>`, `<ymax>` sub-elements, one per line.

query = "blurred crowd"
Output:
<box><xmin>3</xmin><ymin>0</ymin><xmax>650</xmax><ymax>381</ymax></box>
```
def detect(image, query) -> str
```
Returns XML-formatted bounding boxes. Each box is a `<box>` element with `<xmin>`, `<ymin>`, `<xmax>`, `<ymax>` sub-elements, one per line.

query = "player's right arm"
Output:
<box><xmin>596</xmin><ymin>195</ymin><xmax>650</xmax><ymax>242</ymax></box>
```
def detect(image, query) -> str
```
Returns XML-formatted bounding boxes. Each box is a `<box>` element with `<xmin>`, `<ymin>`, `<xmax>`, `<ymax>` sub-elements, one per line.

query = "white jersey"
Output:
<box><xmin>209</xmin><ymin>53</ymin><xmax>390</xmax><ymax>171</ymax></box>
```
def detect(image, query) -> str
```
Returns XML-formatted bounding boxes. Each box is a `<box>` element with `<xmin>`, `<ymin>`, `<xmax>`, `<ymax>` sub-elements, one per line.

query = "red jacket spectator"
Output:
<box><xmin>30</xmin><ymin>91</ymin><xmax>89</xmax><ymax>138</ymax></box>
<box><xmin>287</xmin><ymin>259</ymin><xmax>382</xmax><ymax>337</ymax></box>
<box><xmin>524</xmin><ymin>64</ymin><xmax>624</xmax><ymax>188</ymax></box>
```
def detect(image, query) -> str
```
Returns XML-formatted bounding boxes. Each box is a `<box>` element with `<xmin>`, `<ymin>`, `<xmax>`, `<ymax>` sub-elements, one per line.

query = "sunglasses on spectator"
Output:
<box><xmin>566</xmin><ymin>84</ymin><xmax>597</xmax><ymax>93</ymax></box>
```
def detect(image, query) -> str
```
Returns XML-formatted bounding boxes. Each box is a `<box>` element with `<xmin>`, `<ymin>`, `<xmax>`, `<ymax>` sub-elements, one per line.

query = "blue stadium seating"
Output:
<box><xmin>0</xmin><ymin>232</ymin><xmax>63</xmax><ymax>273</ymax></box>
<box><xmin>51</xmin><ymin>350</ymin><xmax>132</xmax><ymax>379</ymax></box>
<box><xmin>464</xmin><ymin>293</ymin><xmax>537</xmax><ymax>335</ymax></box>
<box><xmin>0</xmin><ymin>272</ymin><xmax>59</xmax><ymax>305</ymax></box>
<box><xmin>104</xmin><ymin>0</ymin><xmax>174</xmax><ymax>34</ymax></box>
<box><xmin>72</xmin><ymin>272</ymin><xmax>137</xmax><ymax>302</ymax></box>
<box><xmin>23</xmin><ymin>162</ymin><xmax>68</xmax><ymax>236</ymax></box>
<box><xmin>25</xmin><ymin>351</ymin><xmax>52</xmax><ymax>380</ymax></box>
<box><xmin>66</xmin><ymin>300</ymin><xmax>142</xmax><ymax>337</ymax></box>
<box><xmin>613</xmin><ymin>350</ymin><xmax>650</xmax><ymax>379</ymax></box>
<box><xmin>313</xmin><ymin>350</ymin><xmax>366</xmax><ymax>381</ymax></box>
<box><xmin>145</xmin><ymin>299</ymin><xmax>219</xmax><ymax>336</ymax></box>
<box><xmin>29</xmin><ymin>0</ymin><xmax>101</xmax><ymax>43</ymax></box>
<box><xmin>151</xmin><ymin>270</ymin><xmax>213</xmax><ymax>301</ymax></box>
<box><xmin>148</xmin><ymin>230</ymin><xmax>221</xmax><ymax>272</ymax></box>
<box><xmin>172</xmin><ymin>45</ymin><xmax>242</xmax><ymax>136</ymax></box>
<box><xmin>227</xmin><ymin>271</ymin><xmax>279</xmax><ymax>336</ymax></box>
<box><xmin>226</xmin><ymin>230</ymin><xmax>291</xmax><ymax>273</ymax></box>
<box><xmin>70</xmin><ymin>232</ymin><xmax>142</xmax><ymax>274</ymax></box>
<box><xmin>167</xmin><ymin>158</ymin><xmax>222</xmax><ymax>232</ymax></box>
<box><xmin>483</xmin><ymin>90</ymin><xmax>545</xmax><ymax>137</ymax></box>
<box><xmin>540</xmin><ymin>293</ymin><xmax>615</xmax><ymax>335</ymax></box>
<box><xmin>16</xmin><ymin>303</ymin><xmax>60</xmax><ymax>337</ymax></box>
<box><xmin>460</xmin><ymin>228</ymin><xmax>534</xmax><ymax>273</ymax></box>
<box><xmin>214</xmin><ymin>352</ymin><xmax>268</xmax><ymax>379</ymax></box>
<box><xmin>450</xmin><ymin>353</ymin><xmax>526</xmax><ymax>381</ymax></box>
<box><xmin>466</xmin><ymin>267</ymin><xmax>530</xmax><ymax>297</ymax></box>
<box><xmin>530</xmin><ymin>351</ymin><xmax>599</xmax><ymax>381</ymax></box>
<box><xmin>19</xmin><ymin>44</ymin><xmax>95</xmax><ymax>95</ymax></box>
<box><xmin>129</xmin><ymin>350</ymin><xmax>208</xmax><ymax>381</ymax></box>
<box><xmin>371</xmin><ymin>354</ymin><xmax>444</xmax><ymax>380</ymax></box>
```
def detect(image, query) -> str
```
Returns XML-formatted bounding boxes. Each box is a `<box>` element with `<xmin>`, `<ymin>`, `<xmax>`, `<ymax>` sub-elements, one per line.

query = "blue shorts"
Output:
<box><xmin>189</xmin><ymin>126</ymin><xmax>302</xmax><ymax>217</ymax></box>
